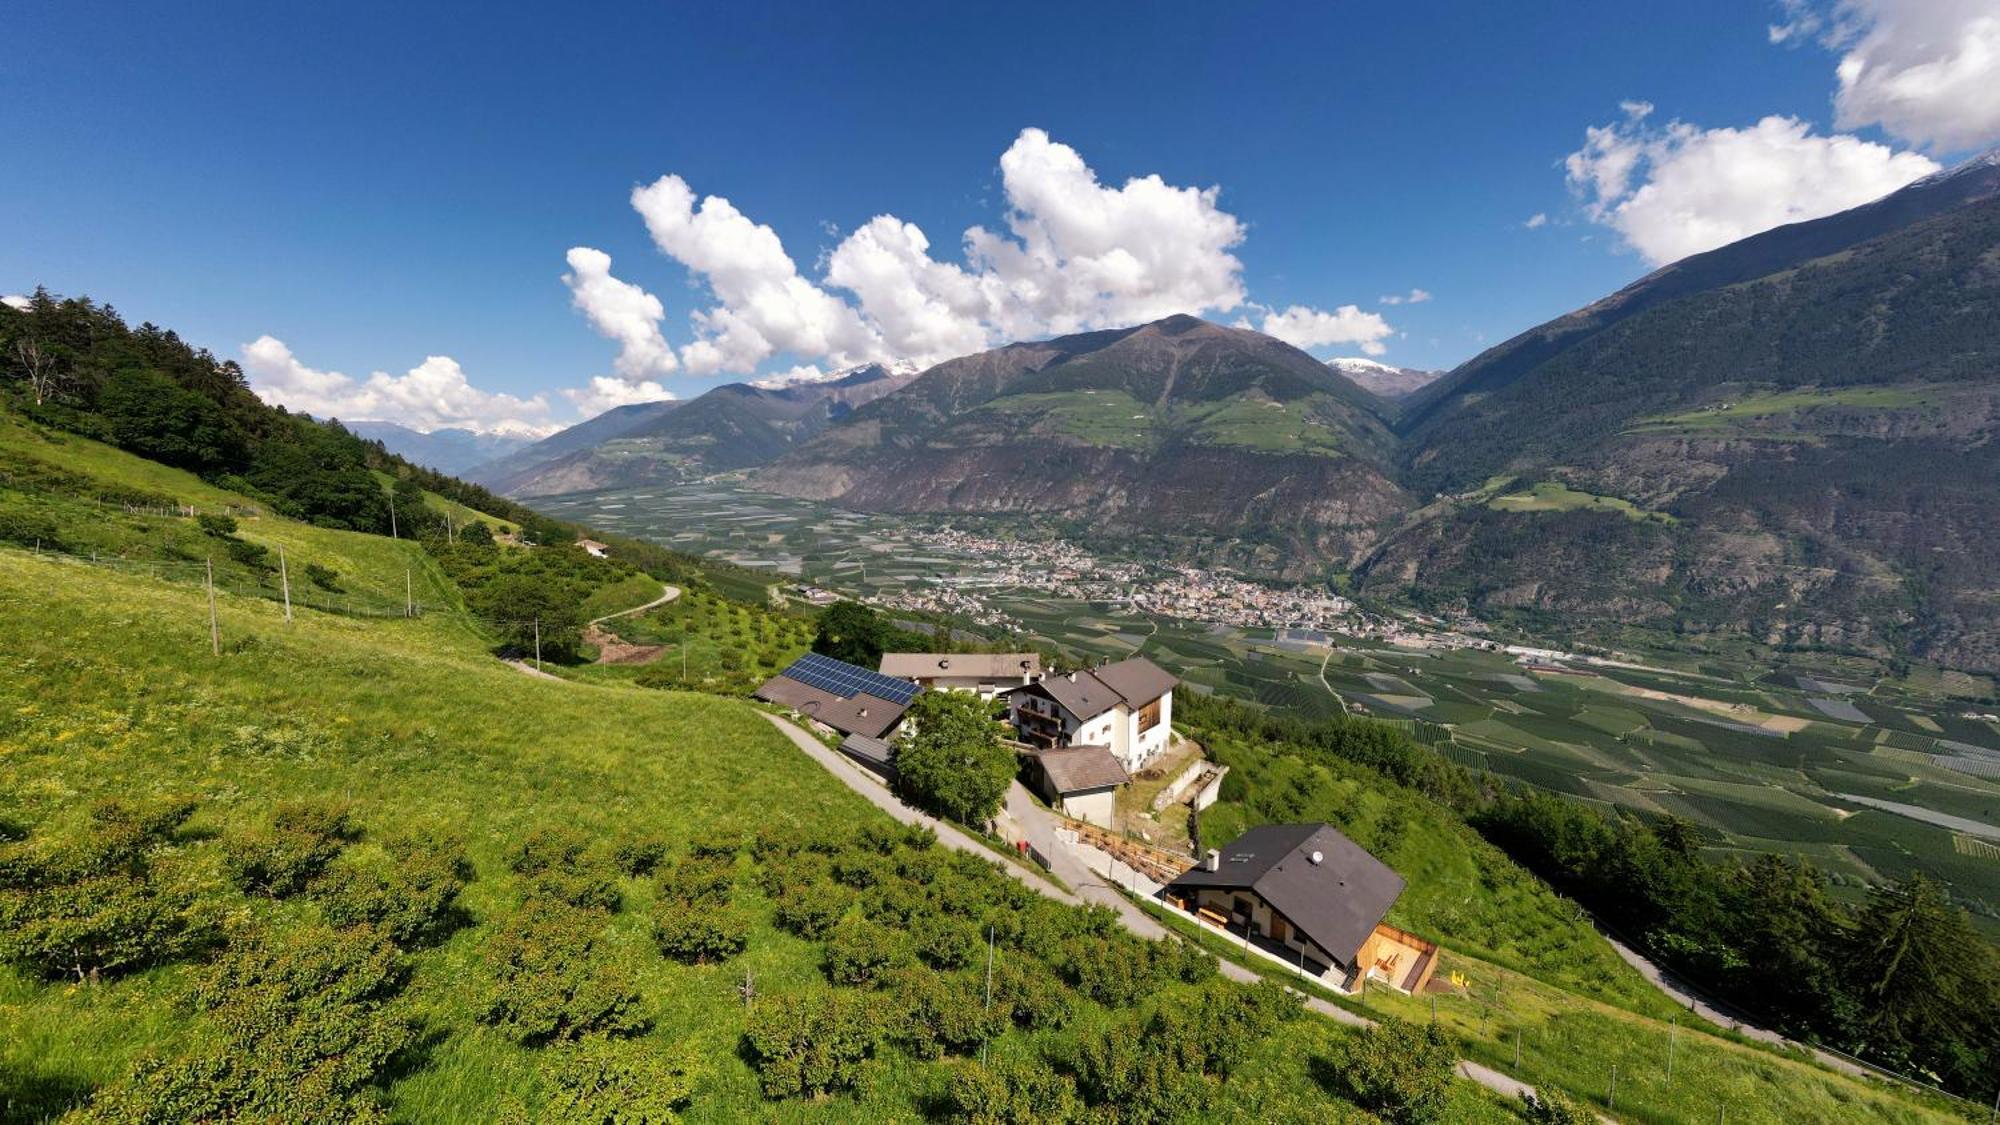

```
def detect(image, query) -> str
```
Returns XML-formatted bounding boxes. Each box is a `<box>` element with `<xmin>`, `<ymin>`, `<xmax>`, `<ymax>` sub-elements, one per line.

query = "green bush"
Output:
<box><xmin>773</xmin><ymin>881</ymin><xmax>851</xmax><ymax>940</ymax></box>
<box><xmin>79</xmin><ymin>923</ymin><xmax>412</xmax><ymax>1123</ymax></box>
<box><xmin>892</xmin><ymin>691</ymin><xmax>1015</xmax><ymax>824</ymax></box>
<box><xmin>824</xmin><ymin>917</ymin><xmax>913</xmax><ymax>987</ymax></box>
<box><xmin>223</xmin><ymin>536</ymin><xmax>270</xmax><ymax>569</ymax></box>
<box><xmin>881</xmin><ymin>967</ymin><xmax>1004</xmax><ymax>1061</ymax></box>
<box><xmin>653</xmin><ymin>903</ymin><xmax>749</xmax><ymax>965</ymax></box>
<box><xmin>223</xmin><ymin>798</ymin><xmax>359</xmax><ymax>897</ymax></box>
<box><xmin>304</xmin><ymin>561</ymin><xmax>341</xmax><ymax>591</ymax></box>
<box><xmin>511</xmin><ymin>825</ymin><xmax>620</xmax><ymax>912</ymax></box>
<box><xmin>1332</xmin><ymin>1017</ymin><xmax>1457</xmax><ymax>1124</ymax></box>
<box><xmin>1519</xmin><ymin>1086</ymin><xmax>1596</xmax><ymax>1124</ymax></box>
<box><xmin>481</xmin><ymin>902</ymin><xmax>650</xmax><ymax>1046</ymax></box>
<box><xmin>913</xmin><ymin>915</ymin><xmax>980</xmax><ymax>970</ymax></box>
<box><xmin>312</xmin><ymin>827</ymin><xmax>472</xmax><ymax>949</ymax></box>
<box><xmin>0</xmin><ymin>798</ymin><xmax>219</xmax><ymax>980</ymax></box>
<box><xmin>612</xmin><ymin>835</ymin><xmax>668</xmax><ymax>877</ymax></box>
<box><xmin>195</xmin><ymin>512</ymin><xmax>237</xmax><ymax>537</ymax></box>
<box><xmin>742</xmin><ymin>988</ymin><xmax>879</xmax><ymax>1100</ymax></box>
<box><xmin>525</xmin><ymin>1036</ymin><xmax>701</xmax><ymax>1124</ymax></box>
<box><xmin>942</xmin><ymin>1056</ymin><xmax>1085</xmax><ymax>1124</ymax></box>
<box><xmin>657</xmin><ymin>852</ymin><xmax>735</xmax><ymax>906</ymax></box>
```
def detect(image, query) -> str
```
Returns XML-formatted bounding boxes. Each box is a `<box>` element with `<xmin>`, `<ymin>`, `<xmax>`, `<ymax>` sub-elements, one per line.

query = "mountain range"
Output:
<box><xmin>347</xmin><ymin>421</ymin><xmax>537</xmax><ymax>476</ymax></box>
<box><xmin>474</xmin><ymin>150</ymin><xmax>2000</xmax><ymax>669</ymax></box>
<box><xmin>469</xmin><ymin>363</ymin><xmax>917</xmax><ymax>496</ymax></box>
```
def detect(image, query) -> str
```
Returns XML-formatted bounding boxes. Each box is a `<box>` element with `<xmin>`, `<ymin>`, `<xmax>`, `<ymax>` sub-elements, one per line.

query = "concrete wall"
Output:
<box><xmin>1059</xmin><ymin>788</ymin><xmax>1118</xmax><ymax>829</ymax></box>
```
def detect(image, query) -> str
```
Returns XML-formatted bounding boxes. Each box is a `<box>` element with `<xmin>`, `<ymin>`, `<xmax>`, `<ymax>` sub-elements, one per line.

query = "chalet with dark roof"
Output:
<box><xmin>1006</xmin><ymin>656</ymin><xmax>1177</xmax><ymax>772</ymax></box>
<box><xmin>754</xmin><ymin>653</ymin><xmax>917</xmax><ymax>740</ymax></box>
<box><xmin>1166</xmin><ymin>822</ymin><xmax>1438</xmax><ymax>993</ymax></box>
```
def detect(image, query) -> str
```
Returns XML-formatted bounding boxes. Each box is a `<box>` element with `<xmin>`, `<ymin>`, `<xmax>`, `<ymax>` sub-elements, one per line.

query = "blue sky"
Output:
<box><xmin>5</xmin><ymin>0</ymin><xmax>1996</xmax><ymax>433</ymax></box>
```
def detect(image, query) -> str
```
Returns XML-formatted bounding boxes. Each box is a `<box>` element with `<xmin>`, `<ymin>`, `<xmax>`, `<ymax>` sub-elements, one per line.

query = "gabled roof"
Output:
<box><xmin>1014</xmin><ymin>656</ymin><xmax>1177</xmax><ymax>722</ymax></box>
<box><xmin>879</xmin><ymin>652</ymin><xmax>1042</xmax><ymax>679</ymax></box>
<box><xmin>755</xmin><ymin>653</ymin><xmax>916</xmax><ymax>739</ymax></box>
<box><xmin>1035</xmin><ymin>746</ymin><xmax>1129</xmax><ymax>794</ymax></box>
<box><xmin>1167</xmin><ymin>823</ymin><xmax>1405</xmax><ymax>967</ymax></box>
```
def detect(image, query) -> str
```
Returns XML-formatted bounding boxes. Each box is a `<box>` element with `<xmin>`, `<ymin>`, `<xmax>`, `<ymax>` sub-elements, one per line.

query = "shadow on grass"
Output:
<box><xmin>0</xmin><ymin>1063</ymin><xmax>93</xmax><ymax>1125</ymax></box>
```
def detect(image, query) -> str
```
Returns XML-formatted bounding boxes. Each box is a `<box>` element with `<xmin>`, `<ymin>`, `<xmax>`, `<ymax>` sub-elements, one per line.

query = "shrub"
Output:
<box><xmin>80</xmin><ymin>923</ymin><xmax>412</xmax><ymax>1123</ymax></box>
<box><xmin>528</xmin><ymin>1036</ymin><xmax>701</xmax><ymax>1124</ymax></box>
<box><xmin>657</xmin><ymin>852</ymin><xmax>735</xmax><ymax>907</ymax></box>
<box><xmin>223</xmin><ymin>536</ymin><xmax>271</xmax><ymax>569</ymax></box>
<box><xmin>882</xmin><ymin>967</ymin><xmax>1005</xmax><ymax>1061</ymax></box>
<box><xmin>612</xmin><ymin>836</ymin><xmax>668</xmax><ymax>877</ymax></box>
<box><xmin>0</xmin><ymin>798</ymin><xmax>219</xmax><ymax>980</ymax></box>
<box><xmin>304</xmin><ymin>561</ymin><xmax>341</xmax><ymax>591</ymax></box>
<box><xmin>914</xmin><ymin>915</ymin><xmax>980</xmax><ymax>971</ymax></box>
<box><xmin>943</xmin><ymin>1056</ymin><xmax>1086</xmax><ymax>1125</ymax></box>
<box><xmin>773</xmin><ymin>881</ymin><xmax>851</xmax><ymax>940</ymax></box>
<box><xmin>313</xmin><ymin>828</ymin><xmax>472</xmax><ymax>949</ymax></box>
<box><xmin>654</xmin><ymin>903</ymin><xmax>749</xmax><ymax>965</ymax></box>
<box><xmin>1333</xmin><ymin>1017</ymin><xmax>1457</xmax><ymax>1124</ymax></box>
<box><xmin>1069</xmin><ymin>1018</ymin><xmax>1217</xmax><ymax>1121</ymax></box>
<box><xmin>824</xmin><ymin>917</ymin><xmax>912</xmax><ymax>986</ymax></box>
<box><xmin>1519</xmin><ymin>1086</ymin><xmax>1595</xmax><ymax>1124</ymax></box>
<box><xmin>195</xmin><ymin>512</ymin><xmax>237</xmax><ymax>537</ymax></box>
<box><xmin>742</xmin><ymin>988</ymin><xmax>878</xmax><ymax>1100</ymax></box>
<box><xmin>223</xmin><ymin>798</ymin><xmax>359</xmax><ymax>897</ymax></box>
<box><xmin>1056</xmin><ymin>935</ymin><xmax>1158</xmax><ymax>1007</ymax></box>
<box><xmin>511</xmin><ymin>826</ymin><xmax>620</xmax><ymax>912</ymax></box>
<box><xmin>482</xmin><ymin>902</ymin><xmax>649</xmax><ymax>1045</ymax></box>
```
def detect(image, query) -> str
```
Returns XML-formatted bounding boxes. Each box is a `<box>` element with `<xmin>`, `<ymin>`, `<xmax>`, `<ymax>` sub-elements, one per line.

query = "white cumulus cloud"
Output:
<box><xmin>590</xmin><ymin>127</ymin><xmax>1379</xmax><ymax>375</ymax></box>
<box><xmin>560</xmin><ymin>375</ymin><xmax>677</xmax><ymax>417</ymax></box>
<box><xmin>241</xmin><ymin>336</ymin><xmax>558</xmax><ymax>437</ymax></box>
<box><xmin>1564</xmin><ymin>108</ymin><xmax>1938</xmax><ymax>266</ymax></box>
<box><xmin>561</xmin><ymin>247</ymin><xmax>678</xmax><ymax>380</ymax></box>
<box><xmin>1829</xmin><ymin>0</ymin><xmax>2000</xmax><ymax>152</ymax></box>
<box><xmin>1523</xmin><ymin>212</ymin><xmax>1550</xmax><ymax>229</ymax></box>
<box><xmin>1258</xmin><ymin>305</ymin><xmax>1394</xmax><ymax>356</ymax></box>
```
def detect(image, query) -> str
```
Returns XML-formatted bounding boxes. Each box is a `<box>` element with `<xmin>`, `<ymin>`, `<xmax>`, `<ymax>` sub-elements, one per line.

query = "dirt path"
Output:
<box><xmin>583</xmin><ymin>584</ymin><xmax>681</xmax><ymax>665</ymax></box>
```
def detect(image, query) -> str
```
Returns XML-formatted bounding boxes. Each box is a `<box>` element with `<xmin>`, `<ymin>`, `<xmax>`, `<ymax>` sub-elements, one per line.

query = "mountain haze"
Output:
<box><xmin>347</xmin><ymin>421</ymin><xmax>537</xmax><ymax>476</ymax></box>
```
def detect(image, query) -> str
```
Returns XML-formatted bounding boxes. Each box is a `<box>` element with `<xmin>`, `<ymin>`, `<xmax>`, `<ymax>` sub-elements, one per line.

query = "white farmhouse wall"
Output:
<box><xmin>1059</xmin><ymin>789</ymin><xmax>1117</xmax><ymax>828</ymax></box>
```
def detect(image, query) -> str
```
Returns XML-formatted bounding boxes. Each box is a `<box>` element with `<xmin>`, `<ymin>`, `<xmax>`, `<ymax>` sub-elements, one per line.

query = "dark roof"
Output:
<box><xmin>838</xmin><ymin>733</ymin><xmax>896</xmax><ymax>776</ymax></box>
<box><xmin>778</xmin><ymin>652</ymin><xmax>921</xmax><ymax>705</ymax></box>
<box><xmin>1167</xmin><ymin>823</ymin><xmax>1405</xmax><ymax>966</ymax></box>
<box><xmin>1036</xmin><ymin>746</ymin><xmax>1129</xmax><ymax>794</ymax></box>
<box><xmin>755</xmin><ymin>672</ymin><xmax>909</xmax><ymax>739</ymax></box>
<box><xmin>1016</xmin><ymin>656</ymin><xmax>1178</xmax><ymax>722</ymax></box>
<box><xmin>1092</xmin><ymin>656</ymin><xmax>1178</xmax><ymax>708</ymax></box>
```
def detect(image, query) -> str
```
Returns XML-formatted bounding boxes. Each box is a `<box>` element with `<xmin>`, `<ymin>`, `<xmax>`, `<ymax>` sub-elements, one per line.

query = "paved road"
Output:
<box><xmin>589</xmin><ymin>583</ymin><xmax>680</xmax><ymax>627</ymax></box>
<box><xmin>767</xmin><ymin>712</ymin><xmax>1538</xmax><ymax>1105</ymax></box>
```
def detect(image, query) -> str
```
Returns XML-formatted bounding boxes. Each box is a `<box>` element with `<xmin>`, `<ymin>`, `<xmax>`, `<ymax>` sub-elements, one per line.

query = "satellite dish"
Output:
<box><xmin>1309</xmin><ymin>850</ymin><xmax>1324</xmax><ymax>865</ymax></box>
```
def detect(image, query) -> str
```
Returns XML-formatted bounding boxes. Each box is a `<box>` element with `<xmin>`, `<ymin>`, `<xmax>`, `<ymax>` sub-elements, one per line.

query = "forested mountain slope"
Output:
<box><xmin>1361</xmin><ymin>166</ymin><xmax>2000</xmax><ymax>670</ymax></box>
<box><xmin>756</xmin><ymin>315</ymin><xmax>1411</xmax><ymax>567</ymax></box>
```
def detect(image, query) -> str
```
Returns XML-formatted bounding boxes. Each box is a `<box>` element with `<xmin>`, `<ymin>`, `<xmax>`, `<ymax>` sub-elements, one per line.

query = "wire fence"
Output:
<box><xmin>4</xmin><ymin>540</ymin><xmax>449</xmax><ymax>621</ymax></box>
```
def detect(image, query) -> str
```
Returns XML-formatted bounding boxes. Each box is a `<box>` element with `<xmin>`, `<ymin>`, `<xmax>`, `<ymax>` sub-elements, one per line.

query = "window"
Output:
<box><xmin>1136</xmin><ymin>698</ymin><xmax>1162</xmax><ymax>733</ymax></box>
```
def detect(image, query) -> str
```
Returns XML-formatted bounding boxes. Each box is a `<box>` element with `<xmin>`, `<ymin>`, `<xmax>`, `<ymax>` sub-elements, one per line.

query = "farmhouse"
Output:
<box><xmin>879</xmin><ymin>652</ymin><xmax>1041</xmax><ymax>699</ymax></box>
<box><xmin>576</xmin><ymin>538</ymin><xmax>610</xmax><ymax>558</ymax></box>
<box><xmin>754</xmin><ymin>652</ymin><xmax>918</xmax><ymax>740</ymax></box>
<box><xmin>1026</xmin><ymin>745</ymin><xmax>1129</xmax><ymax>828</ymax></box>
<box><xmin>1165</xmin><ymin>822</ymin><xmax>1437</xmax><ymax>993</ymax></box>
<box><xmin>1006</xmin><ymin>656</ymin><xmax>1176</xmax><ymax>773</ymax></box>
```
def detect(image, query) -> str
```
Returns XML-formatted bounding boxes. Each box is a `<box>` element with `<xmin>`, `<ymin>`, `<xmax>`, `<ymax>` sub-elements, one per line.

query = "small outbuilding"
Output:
<box><xmin>1028</xmin><ymin>745</ymin><xmax>1129</xmax><ymax>828</ymax></box>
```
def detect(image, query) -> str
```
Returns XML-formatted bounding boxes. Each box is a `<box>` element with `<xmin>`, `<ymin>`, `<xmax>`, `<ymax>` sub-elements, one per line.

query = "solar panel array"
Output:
<box><xmin>781</xmin><ymin>652</ymin><xmax>921</xmax><ymax>706</ymax></box>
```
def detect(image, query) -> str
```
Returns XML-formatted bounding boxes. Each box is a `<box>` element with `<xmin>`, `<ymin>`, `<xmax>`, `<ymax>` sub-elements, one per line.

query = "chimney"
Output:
<box><xmin>1204</xmin><ymin>848</ymin><xmax>1220</xmax><ymax>872</ymax></box>
<box><xmin>1067</xmin><ymin>671</ymin><xmax>1078</xmax><ymax>683</ymax></box>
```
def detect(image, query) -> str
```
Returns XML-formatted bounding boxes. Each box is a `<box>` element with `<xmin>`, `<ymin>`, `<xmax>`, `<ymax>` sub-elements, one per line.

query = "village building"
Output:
<box><xmin>754</xmin><ymin>652</ymin><xmax>918</xmax><ymax>741</ymax></box>
<box><xmin>1006</xmin><ymin>656</ymin><xmax>1176</xmax><ymax>773</ymax></box>
<box><xmin>878</xmin><ymin>652</ymin><xmax>1041</xmax><ymax>699</ymax></box>
<box><xmin>1164</xmin><ymin>822</ymin><xmax>1438</xmax><ymax>994</ymax></box>
<box><xmin>1026</xmin><ymin>745</ymin><xmax>1128</xmax><ymax>828</ymax></box>
<box><xmin>576</xmin><ymin>538</ymin><xmax>610</xmax><ymax>558</ymax></box>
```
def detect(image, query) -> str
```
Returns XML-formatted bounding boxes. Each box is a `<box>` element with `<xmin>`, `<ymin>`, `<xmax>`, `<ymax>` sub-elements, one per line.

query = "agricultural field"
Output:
<box><xmin>1486</xmin><ymin>481</ymin><xmax>1675</xmax><ymax>524</ymax></box>
<box><xmin>531</xmin><ymin>481</ymin><xmax>2000</xmax><ymax>936</ymax></box>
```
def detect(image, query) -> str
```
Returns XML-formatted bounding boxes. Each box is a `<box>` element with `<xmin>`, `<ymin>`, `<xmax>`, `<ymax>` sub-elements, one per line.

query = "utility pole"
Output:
<box><xmin>534</xmin><ymin>616</ymin><xmax>542</xmax><ymax>671</ymax></box>
<box><xmin>389</xmin><ymin>494</ymin><xmax>398</xmax><ymax>539</ymax></box>
<box><xmin>205</xmin><ymin>557</ymin><xmax>220</xmax><ymax>656</ymax></box>
<box><xmin>278</xmin><ymin>547</ymin><xmax>292</xmax><ymax>622</ymax></box>
<box><xmin>982</xmin><ymin>926</ymin><xmax>995</xmax><ymax>1065</ymax></box>
<box><xmin>405</xmin><ymin>568</ymin><xmax>413</xmax><ymax>618</ymax></box>
<box><xmin>1668</xmin><ymin>1015</ymin><xmax>1678</xmax><ymax>1083</ymax></box>
<box><xmin>1514</xmin><ymin>1028</ymin><xmax>1522</xmax><ymax>1069</ymax></box>
<box><xmin>1608</xmin><ymin>1064</ymin><xmax>1617</xmax><ymax>1112</ymax></box>
<box><xmin>738</xmin><ymin>969</ymin><xmax>755</xmax><ymax>1010</ymax></box>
